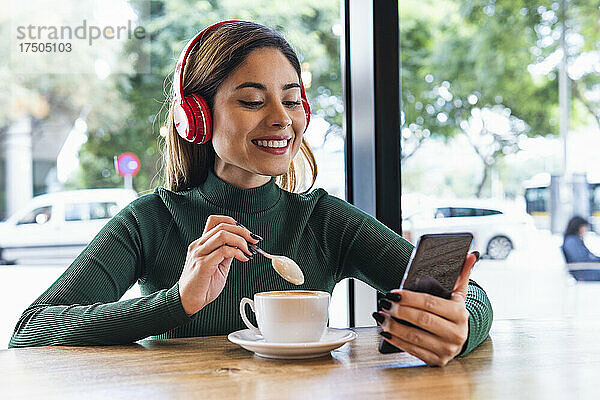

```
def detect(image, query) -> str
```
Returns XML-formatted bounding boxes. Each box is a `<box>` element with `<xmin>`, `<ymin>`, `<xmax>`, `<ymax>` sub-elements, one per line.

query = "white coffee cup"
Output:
<box><xmin>239</xmin><ymin>290</ymin><xmax>330</xmax><ymax>343</ymax></box>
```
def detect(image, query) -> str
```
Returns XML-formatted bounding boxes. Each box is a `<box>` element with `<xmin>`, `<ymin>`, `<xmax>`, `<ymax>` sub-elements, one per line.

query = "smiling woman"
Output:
<box><xmin>8</xmin><ymin>20</ymin><xmax>492</xmax><ymax>367</ymax></box>
<box><xmin>164</xmin><ymin>21</ymin><xmax>316</xmax><ymax>193</ymax></box>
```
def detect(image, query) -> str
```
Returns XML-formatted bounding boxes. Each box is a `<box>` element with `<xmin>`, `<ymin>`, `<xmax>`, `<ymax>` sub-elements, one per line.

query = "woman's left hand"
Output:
<box><xmin>374</xmin><ymin>252</ymin><xmax>478</xmax><ymax>367</ymax></box>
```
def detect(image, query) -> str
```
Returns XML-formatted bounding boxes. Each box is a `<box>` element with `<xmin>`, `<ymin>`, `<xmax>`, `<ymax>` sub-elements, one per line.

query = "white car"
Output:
<box><xmin>0</xmin><ymin>189</ymin><xmax>137</xmax><ymax>263</ymax></box>
<box><xmin>402</xmin><ymin>199</ymin><xmax>536</xmax><ymax>260</ymax></box>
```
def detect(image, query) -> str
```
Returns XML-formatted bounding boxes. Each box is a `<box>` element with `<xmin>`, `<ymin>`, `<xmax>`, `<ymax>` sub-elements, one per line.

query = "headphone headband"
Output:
<box><xmin>173</xmin><ymin>20</ymin><xmax>243</xmax><ymax>104</ymax></box>
<box><xmin>172</xmin><ymin>20</ymin><xmax>310</xmax><ymax>144</ymax></box>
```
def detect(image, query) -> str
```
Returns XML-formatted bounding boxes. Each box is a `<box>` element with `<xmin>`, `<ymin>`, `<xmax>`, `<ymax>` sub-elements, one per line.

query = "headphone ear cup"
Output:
<box><xmin>174</xmin><ymin>100</ymin><xmax>196</xmax><ymax>141</ymax></box>
<box><xmin>183</xmin><ymin>93</ymin><xmax>213</xmax><ymax>144</ymax></box>
<box><xmin>301</xmin><ymin>97</ymin><xmax>311</xmax><ymax>132</ymax></box>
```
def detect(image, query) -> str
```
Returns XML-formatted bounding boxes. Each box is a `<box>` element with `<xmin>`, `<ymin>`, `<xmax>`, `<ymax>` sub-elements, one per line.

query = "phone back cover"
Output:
<box><xmin>402</xmin><ymin>234</ymin><xmax>472</xmax><ymax>295</ymax></box>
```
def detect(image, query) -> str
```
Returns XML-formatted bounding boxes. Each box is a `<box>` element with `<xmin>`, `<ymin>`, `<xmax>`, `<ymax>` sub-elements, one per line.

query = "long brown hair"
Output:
<box><xmin>161</xmin><ymin>21</ymin><xmax>317</xmax><ymax>193</ymax></box>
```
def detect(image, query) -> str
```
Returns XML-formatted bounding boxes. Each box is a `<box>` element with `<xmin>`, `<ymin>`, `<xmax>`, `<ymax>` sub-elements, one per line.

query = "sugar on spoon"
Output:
<box><xmin>249</xmin><ymin>243</ymin><xmax>305</xmax><ymax>285</ymax></box>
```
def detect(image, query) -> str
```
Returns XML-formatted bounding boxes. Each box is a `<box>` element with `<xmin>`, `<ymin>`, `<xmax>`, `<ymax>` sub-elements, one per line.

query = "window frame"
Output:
<box><xmin>345</xmin><ymin>0</ymin><xmax>401</xmax><ymax>326</ymax></box>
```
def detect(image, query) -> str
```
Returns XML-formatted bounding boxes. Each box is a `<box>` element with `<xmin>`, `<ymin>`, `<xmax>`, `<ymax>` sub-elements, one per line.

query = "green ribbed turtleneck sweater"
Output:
<box><xmin>9</xmin><ymin>171</ymin><xmax>493</xmax><ymax>354</ymax></box>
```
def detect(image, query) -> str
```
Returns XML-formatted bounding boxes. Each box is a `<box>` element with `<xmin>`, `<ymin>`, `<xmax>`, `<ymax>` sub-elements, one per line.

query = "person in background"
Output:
<box><xmin>562</xmin><ymin>216</ymin><xmax>600</xmax><ymax>263</ymax></box>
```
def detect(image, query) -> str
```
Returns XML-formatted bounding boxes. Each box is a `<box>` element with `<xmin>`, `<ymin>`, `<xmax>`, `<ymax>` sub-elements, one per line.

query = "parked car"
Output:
<box><xmin>402</xmin><ymin>198</ymin><xmax>536</xmax><ymax>260</ymax></box>
<box><xmin>0</xmin><ymin>189</ymin><xmax>137</xmax><ymax>263</ymax></box>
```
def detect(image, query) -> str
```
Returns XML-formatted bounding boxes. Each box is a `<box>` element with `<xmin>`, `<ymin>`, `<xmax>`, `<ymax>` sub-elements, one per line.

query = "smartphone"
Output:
<box><xmin>378</xmin><ymin>232</ymin><xmax>474</xmax><ymax>354</ymax></box>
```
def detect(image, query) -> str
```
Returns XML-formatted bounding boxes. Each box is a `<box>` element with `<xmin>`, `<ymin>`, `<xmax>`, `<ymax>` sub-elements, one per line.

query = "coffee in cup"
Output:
<box><xmin>239</xmin><ymin>290</ymin><xmax>330</xmax><ymax>343</ymax></box>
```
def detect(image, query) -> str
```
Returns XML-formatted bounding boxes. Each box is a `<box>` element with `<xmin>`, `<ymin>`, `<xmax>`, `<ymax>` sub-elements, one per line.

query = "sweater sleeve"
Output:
<box><xmin>458</xmin><ymin>279</ymin><xmax>493</xmax><ymax>356</ymax></box>
<box><xmin>8</xmin><ymin>200</ymin><xmax>191</xmax><ymax>348</ymax></box>
<box><xmin>310</xmin><ymin>193</ymin><xmax>493</xmax><ymax>355</ymax></box>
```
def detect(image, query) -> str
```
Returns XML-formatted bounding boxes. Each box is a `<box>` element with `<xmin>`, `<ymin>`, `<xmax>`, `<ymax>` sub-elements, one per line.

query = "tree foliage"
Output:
<box><xmin>401</xmin><ymin>0</ymin><xmax>599</xmax><ymax>196</ymax></box>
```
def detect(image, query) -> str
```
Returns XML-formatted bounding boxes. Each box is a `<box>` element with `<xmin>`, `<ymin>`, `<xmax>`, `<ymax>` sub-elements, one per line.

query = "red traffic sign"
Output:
<box><xmin>115</xmin><ymin>152</ymin><xmax>141</xmax><ymax>177</ymax></box>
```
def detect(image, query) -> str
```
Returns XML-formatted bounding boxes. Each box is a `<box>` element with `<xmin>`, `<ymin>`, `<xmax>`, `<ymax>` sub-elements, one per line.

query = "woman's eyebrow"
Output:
<box><xmin>234</xmin><ymin>82</ymin><xmax>266</xmax><ymax>91</ymax></box>
<box><xmin>234</xmin><ymin>82</ymin><xmax>301</xmax><ymax>91</ymax></box>
<box><xmin>282</xmin><ymin>83</ymin><xmax>301</xmax><ymax>90</ymax></box>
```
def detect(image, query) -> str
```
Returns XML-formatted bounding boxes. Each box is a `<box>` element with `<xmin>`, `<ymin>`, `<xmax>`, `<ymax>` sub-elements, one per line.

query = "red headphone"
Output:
<box><xmin>172</xmin><ymin>20</ymin><xmax>311</xmax><ymax>144</ymax></box>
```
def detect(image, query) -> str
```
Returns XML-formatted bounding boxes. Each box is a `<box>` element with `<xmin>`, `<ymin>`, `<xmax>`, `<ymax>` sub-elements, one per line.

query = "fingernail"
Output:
<box><xmin>379</xmin><ymin>299</ymin><xmax>392</xmax><ymax>310</ymax></box>
<box><xmin>249</xmin><ymin>247</ymin><xmax>257</xmax><ymax>255</ymax></box>
<box><xmin>236</xmin><ymin>222</ymin><xmax>247</xmax><ymax>229</ymax></box>
<box><xmin>472</xmin><ymin>251</ymin><xmax>480</xmax><ymax>261</ymax></box>
<box><xmin>372</xmin><ymin>312</ymin><xmax>385</xmax><ymax>324</ymax></box>
<box><xmin>250</xmin><ymin>233</ymin><xmax>263</xmax><ymax>241</ymax></box>
<box><xmin>385</xmin><ymin>292</ymin><xmax>402</xmax><ymax>302</ymax></box>
<box><xmin>379</xmin><ymin>331</ymin><xmax>392</xmax><ymax>339</ymax></box>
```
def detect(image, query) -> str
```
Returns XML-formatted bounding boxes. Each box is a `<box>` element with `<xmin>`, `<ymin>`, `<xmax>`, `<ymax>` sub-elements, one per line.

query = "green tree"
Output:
<box><xmin>400</xmin><ymin>0</ymin><xmax>599</xmax><ymax>197</ymax></box>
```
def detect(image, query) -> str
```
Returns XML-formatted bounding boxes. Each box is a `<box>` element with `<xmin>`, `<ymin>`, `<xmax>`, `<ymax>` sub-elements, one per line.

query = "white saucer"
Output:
<box><xmin>228</xmin><ymin>328</ymin><xmax>357</xmax><ymax>359</ymax></box>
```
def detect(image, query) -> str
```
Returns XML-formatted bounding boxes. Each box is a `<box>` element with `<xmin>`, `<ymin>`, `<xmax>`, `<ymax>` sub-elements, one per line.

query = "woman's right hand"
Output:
<box><xmin>178</xmin><ymin>215</ymin><xmax>259</xmax><ymax>315</ymax></box>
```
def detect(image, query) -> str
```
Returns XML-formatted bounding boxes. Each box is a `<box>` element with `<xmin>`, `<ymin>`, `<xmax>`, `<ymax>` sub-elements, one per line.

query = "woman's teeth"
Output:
<box><xmin>254</xmin><ymin>139</ymin><xmax>288</xmax><ymax>148</ymax></box>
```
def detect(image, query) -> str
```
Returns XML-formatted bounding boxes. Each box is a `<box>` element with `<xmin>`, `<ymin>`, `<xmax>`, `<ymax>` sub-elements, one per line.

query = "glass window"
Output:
<box><xmin>435</xmin><ymin>207</ymin><xmax>501</xmax><ymax>218</ymax></box>
<box><xmin>450</xmin><ymin>208</ymin><xmax>475</xmax><ymax>218</ymax></box>
<box><xmin>0</xmin><ymin>0</ymin><xmax>347</xmax><ymax>349</ymax></box>
<box><xmin>17</xmin><ymin>206</ymin><xmax>52</xmax><ymax>225</ymax></box>
<box><xmin>89</xmin><ymin>202</ymin><xmax>119</xmax><ymax>220</ymax></box>
<box><xmin>65</xmin><ymin>203</ymin><xmax>88</xmax><ymax>222</ymax></box>
<box><xmin>591</xmin><ymin>185</ymin><xmax>600</xmax><ymax>213</ymax></box>
<box><xmin>400</xmin><ymin>0</ymin><xmax>600</xmax><ymax>322</ymax></box>
<box><xmin>435</xmin><ymin>208</ymin><xmax>451</xmax><ymax>218</ymax></box>
<box><xmin>474</xmin><ymin>208</ymin><xmax>501</xmax><ymax>216</ymax></box>
<box><xmin>525</xmin><ymin>187</ymin><xmax>548</xmax><ymax>213</ymax></box>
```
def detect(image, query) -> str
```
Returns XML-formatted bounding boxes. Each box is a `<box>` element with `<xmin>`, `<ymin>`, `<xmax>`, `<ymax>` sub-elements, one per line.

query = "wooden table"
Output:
<box><xmin>1</xmin><ymin>319</ymin><xmax>599</xmax><ymax>399</ymax></box>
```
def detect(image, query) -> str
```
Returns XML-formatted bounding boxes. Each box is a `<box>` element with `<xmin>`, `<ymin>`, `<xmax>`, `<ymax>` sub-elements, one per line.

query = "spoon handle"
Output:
<box><xmin>248</xmin><ymin>243</ymin><xmax>272</xmax><ymax>259</ymax></box>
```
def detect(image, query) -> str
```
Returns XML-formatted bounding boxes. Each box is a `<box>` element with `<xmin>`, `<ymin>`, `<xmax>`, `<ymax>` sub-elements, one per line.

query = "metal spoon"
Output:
<box><xmin>249</xmin><ymin>244</ymin><xmax>305</xmax><ymax>285</ymax></box>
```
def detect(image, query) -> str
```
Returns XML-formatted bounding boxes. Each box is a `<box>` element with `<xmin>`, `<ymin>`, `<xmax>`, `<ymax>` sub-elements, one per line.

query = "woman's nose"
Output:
<box><xmin>273</xmin><ymin>120</ymin><xmax>292</xmax><ymax>129</ymax></box>
<box><xmin>267</xmin><ymin>103</ymin><xmax>292</xmax><ymax>129</ymax></box>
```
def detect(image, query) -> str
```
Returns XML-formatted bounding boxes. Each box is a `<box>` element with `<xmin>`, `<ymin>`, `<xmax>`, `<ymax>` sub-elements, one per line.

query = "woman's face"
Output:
<box><xmin>579</xmin><ymin>224</ymin><xmax>589</xmax><ymax>236</ymax></box>
<box><xmin>211</xmin><ymin>47</ymin><xmax>306</xmax><ymax>188</ymax></box>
